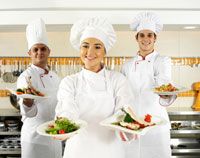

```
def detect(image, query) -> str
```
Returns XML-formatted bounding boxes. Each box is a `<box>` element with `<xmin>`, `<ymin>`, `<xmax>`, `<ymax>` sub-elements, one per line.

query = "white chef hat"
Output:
<box><xmin>26</xmin><ymin>18</ymin><xmax>49</xmax><ymax>50</ymax></box>
<box><xmin>130</xmin><ymin>12</ymin><xmax>163</xmax><ymax>34</ymax></box>
<box><xmin>70</xmin><ymin>17</ymin><xmax>116</xmax><ymax>52</ymax></box>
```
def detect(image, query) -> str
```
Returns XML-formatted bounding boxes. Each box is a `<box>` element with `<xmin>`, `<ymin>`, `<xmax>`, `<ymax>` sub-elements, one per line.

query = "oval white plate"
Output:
<box><xmin>7</xmin><ymin>88</ymin><xmax>49</xmax><ymax>99</ymax></box>
<box><xmin>153</xmin><ymin>85</ymin><xmax>189</xmax><ymax>95</ymax></box>
<box><xmin>36</xmin><ymin>119</ymin><xmax>87</xmax><ymax>139</ymax></box>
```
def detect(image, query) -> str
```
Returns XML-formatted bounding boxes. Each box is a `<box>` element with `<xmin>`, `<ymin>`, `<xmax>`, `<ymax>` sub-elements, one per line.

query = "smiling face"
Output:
<box><xmin>80</xmin><ymin>38</ymin><xmax>105</xmax><ymax>72</ymax></box>
<box><xmin>136</xmin><ymin>30</ymin><xmax>157</xmax><ymax>56</ymax></box>
<box><xmin>28</xmin><ymin>43</ymin><xmax>50</xmax><ymax>69</ymax></box>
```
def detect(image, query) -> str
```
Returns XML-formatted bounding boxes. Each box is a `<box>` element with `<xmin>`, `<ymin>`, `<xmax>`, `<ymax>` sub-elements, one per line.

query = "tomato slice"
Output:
<box><xmin>144</xmin><ymin>114</ymin><xmax>152</xmax><ymax>123</ymax></box>
<box><xmin>58</xmin><ymin>129</ymin><xmax>65</xmax><ymax>134</ymax></box>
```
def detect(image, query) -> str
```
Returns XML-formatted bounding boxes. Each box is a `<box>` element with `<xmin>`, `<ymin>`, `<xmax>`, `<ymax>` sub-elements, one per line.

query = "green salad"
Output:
<box><xmin>46</xmin><ymin>117</ymin><xmax>80</xmax><ymax>135</ymax></box>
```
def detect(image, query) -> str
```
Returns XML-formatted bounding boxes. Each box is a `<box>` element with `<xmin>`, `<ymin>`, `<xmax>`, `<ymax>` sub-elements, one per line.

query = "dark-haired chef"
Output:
<box><xmin>121</xmin><ymin>12</ymin><xmax>176</xmax><ymax>158</ymax></box>
<box><xmin>55</xmin><ymin>17</ymin><xmax>134</xmax><ymax>158</ymax></box>
<box><xmin>17</xmin><ymin>18</ymin><xmax>62</xmax><ymax>158</ymax></box>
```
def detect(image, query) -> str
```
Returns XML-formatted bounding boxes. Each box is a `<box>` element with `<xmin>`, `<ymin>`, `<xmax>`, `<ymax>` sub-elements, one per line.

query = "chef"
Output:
<box><xmin>121</xmin><ymin>12</ymin><xmax>176</xmax><ymax>158</ymax></box>
<box><xmin>55</xmin><ymin>17</ymin><xmax>134</xmax><ymax>158</ymax></box>
<box><xmin>17</xmin><ymin>18</ymin><xmax>62</xmax><ymax>158</ymax></box>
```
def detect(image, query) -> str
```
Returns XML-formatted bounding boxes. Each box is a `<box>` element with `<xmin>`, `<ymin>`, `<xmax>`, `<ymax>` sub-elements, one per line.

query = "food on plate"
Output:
<box><xmin>154</xmin><ymin>83</ymin><xmax>178</xmax><ymax>92</ymax></box>
<box><xmin>113</xmin><ymin>107</ymin><xmax>155</xmax><ymax>130</ymax></box>
<box><xmin>16</xmin><ymin>87</ymin><xmax>45</xmax><ymax>96</ymax></box>
<box><xmin>16</xmin><ymin>76</ymin><xmax>45</xmax><ymax>96</ymax></box>
<box><xmin>171</xmin><ymin>122</ymin><xmax>182</xmax><ymax>130</ymax></box>
<box><xmin>45</xmin><ymin>117</ymin><xmax>80</xmax><ymax>135</ymax></box>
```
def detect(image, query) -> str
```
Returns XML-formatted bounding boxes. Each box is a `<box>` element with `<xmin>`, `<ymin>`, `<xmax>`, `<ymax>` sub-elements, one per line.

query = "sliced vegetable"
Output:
<box><xmin>45</xmin><ymin>117</ymin><xmax>80</xmax><ymax>135</ymax></box>
<box><xmin>144</xmin><ymin>114</ymin><xmax>152</xmax><ymax>123</ymax></box>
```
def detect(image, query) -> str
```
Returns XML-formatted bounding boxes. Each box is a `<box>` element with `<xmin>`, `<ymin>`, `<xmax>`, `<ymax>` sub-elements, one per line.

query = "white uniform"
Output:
<box><xmin>56</xmin><ymin>67</ymin><xmax>134</xmax><ymax>158</ymax></box>
<box><xmin>121</xmin><ymin>51</ymin><xmax>172</xmax><ymax>158</ymax></box>
<box><xmin>17</xmin><ymin>64</ymin><xmax>62</xmax><ymax>158</ymax></box>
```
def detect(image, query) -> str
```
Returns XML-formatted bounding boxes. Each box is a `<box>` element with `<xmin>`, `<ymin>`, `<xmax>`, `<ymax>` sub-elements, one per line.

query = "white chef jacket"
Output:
<box><xmin>121</xmin><ymin>51</ymin><xmax>172</xmax><ymax>158</ymax></box>
<box><xmin>17</xmin><ymin>64</ymin><xmax>62</xmax><ymax>158</ymax></box>
<box><xmin>56</xmin><ymin>67</ymin><xmax>134</xmax><ymax>158</ymax></box>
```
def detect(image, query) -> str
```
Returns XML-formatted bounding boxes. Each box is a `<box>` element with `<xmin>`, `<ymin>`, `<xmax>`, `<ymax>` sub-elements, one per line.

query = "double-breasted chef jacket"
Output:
<box><xmin>56</xmin><ymin>67</ymin><xmax>134</xmax><ymax>158</ymax></box>
<box><xmin>17</xmin><ymin>64</ymin><xmax>62</xmax><ymax>158</ymax></box>
<box><xmin>121</xmin><ymin>51</ymin><xmax>173</xmax><ymax>158</ymax></box>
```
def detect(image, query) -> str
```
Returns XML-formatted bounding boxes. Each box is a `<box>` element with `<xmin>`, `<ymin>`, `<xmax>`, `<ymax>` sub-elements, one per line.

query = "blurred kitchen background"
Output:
<box><xmin>0</xmin><ymin>0</ymin><xmax>200</xmax><ymax>157</ymax></box>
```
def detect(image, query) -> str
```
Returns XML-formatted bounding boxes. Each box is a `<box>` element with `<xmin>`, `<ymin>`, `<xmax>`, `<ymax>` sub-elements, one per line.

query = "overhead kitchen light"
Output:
<box><xmin>183</xmin><ymin>26</ymin><xmax>198</xmax><ymax>30</ymax></box>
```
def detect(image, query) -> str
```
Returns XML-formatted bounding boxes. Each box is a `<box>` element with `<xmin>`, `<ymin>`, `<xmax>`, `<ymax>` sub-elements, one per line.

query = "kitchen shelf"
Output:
<box><xmin>0</xmin><ymin>109</ymin><xmax>20</xmax><ymax>117</ymax></box>
<box><xmin>0</xmin><ymin>149</ymin><xmax>21</xmax><ymax>155</ymax></box>
<box><xmin>167</xmin><ymin>107</ymin><xmax>200</xmax><ymax>115</ymax></box>
<box><xmin>0</xmin><ymin>131</ymin><xmax>20</xmax><ymax>135</ymax></box>
<box><xmin>172</xmin><ymin>149</ymin><xmax>200</xmax><ymax>155</ymax></box>
<box><xmin>0</xmin><ymin>108</ymin><xmax>21</xmax><ymax>157</ymax></box>
<box><xmin>172</xmin><ymin>156</ymin><xmax>200</xmax><ymax>158</ymax></box>
<box><xmin>169</xmin><ymin>109</ymin><xmax>200</xmax><ymax>157</ymax></box>
<box><xmin>168</xmin><ymin>111</ymin><xmax>200</xmax><ymax>115</ymax></box>
<box><xmin>171</xmin><ymin>130</ymin><xmax>200</xmax><ymax>134</ymax></box>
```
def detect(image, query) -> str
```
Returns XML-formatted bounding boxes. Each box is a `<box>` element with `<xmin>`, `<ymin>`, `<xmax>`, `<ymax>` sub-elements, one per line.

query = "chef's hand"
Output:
<box><xmin>52</xmin><ymin>133</ymin><xmax>77</xmax><ymax>141</ymax></box>
<box><xmin>23</xmin><ymin>98</ymin><xmax>34</xmax><ymax>107</ymax></box>
<box><xmin>159</xmin><ymin>95</ymin><xmax>171</xmax><ymax>99</ymax></box>
<box><xmin>119</xmin><ymin>131</ymin><xmax>138</xmax><ymax>142</ymax></box>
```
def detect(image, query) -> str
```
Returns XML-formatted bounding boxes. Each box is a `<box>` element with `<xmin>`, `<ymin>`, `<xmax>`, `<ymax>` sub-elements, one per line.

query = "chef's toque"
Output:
<box><xmin>130</xmin><ymin>12</ymin><xmax>163</xmax><ymax>34</ymax></box>
<box><xmin>26</xmin><ymin>18</ymin><xmax>49</xmax><ymax>50</ymax></box>
<box><xmin>70</xmin><ymin>17</ymin><xmax>116</xmax><ymax>52</ymax></box>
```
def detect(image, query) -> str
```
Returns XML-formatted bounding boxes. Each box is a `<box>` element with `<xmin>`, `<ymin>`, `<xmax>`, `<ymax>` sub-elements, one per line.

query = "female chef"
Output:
<box><xmin>17</xmin><ymin>18</ymin><xmax>62</xmax><ymax>158</ymax></box>
<box><xmin>121</xmin><ymin>12</ymin><xmax>176</xmax><ymax>158</ymax></box>
<box><xmin>55</xmin><ymin>17</ymin><xmax>134</xmax><ymax>158</ymax></box>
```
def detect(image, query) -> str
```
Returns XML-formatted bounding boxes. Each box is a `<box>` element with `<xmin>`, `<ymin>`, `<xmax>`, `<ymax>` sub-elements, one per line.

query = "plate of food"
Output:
<box><xmin>37</xmin><ymin>117</ymin><xmax>87</xmax><ymax>138</ymax></box>
<box><xmin>100</xmin><ymin>107</ymin><xmax>166</xmax><ymax>135</ymax></box>
<box><xmin>6</xmin><ymin>88</ymin><xmax>49</xmax><ymax>99</ymax></box>
<box><xmin>153</xmin><ymin>83</ymin><xmax>189</xmax><ymax>95</ymax></box>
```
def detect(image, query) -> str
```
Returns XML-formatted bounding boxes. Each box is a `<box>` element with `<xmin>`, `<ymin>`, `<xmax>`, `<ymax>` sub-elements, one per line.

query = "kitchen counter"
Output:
<box><xmin>167</xmin><ymin>107</ymin><xmax>200</xmax><ymax>115</ymax></box>
<box><xmin>0</xmin><ymin>108</ymin><xmax>20</xmax><ymax>116</ymax></box>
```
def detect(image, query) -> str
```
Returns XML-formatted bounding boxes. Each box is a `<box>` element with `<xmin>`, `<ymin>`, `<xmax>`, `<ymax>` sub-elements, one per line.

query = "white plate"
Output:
<box><xmin>7</xmin><ymin>88</ymin><xmax>49</xmax><ymax>99</ymax></box>
<box><xmin>36</xmin><ymin>119</ymin><xmax>87</xmax><ymax>138</ymax></box>
<box><xmin>153</xmin><ymin>86</ymin><xmax>189</xmax><ymax>95</ymax></box>
<box><xmin>100</xmin><ymin>114</ymin><xmax>167</xmax><ymax>135</ymax></box>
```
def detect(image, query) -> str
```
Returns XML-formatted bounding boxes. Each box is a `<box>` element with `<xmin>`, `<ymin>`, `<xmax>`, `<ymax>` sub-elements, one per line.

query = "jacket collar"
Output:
<box><xmin>31</xmin><ymin>64</ymin><xmax>49</xmax><ymax>74</ymax></box>
<box><xmin>136</xmin><ymin>50</ymin><xmax>158</xmax><ymax>61</ymax></box>
<box><xmin>82</xmin><ymin>66</ymin><xmax>105</xmax><ymax>80</ymax></box>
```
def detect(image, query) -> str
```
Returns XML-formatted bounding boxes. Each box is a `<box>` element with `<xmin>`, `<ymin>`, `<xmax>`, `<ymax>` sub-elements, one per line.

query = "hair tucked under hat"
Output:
<box><xmin>26</xmin><ymin>18</ymin><xmax>49</xmax><ymax>50</ymax></box>
<box><xmin>70</xmin><ymin>17</ymin><xmax>116</xmax><ymax>52</ymax></box>
<box><xmin>130</xmin><ymin>12</ymin><xmax>163</xmax><ymax>34</ymax></box>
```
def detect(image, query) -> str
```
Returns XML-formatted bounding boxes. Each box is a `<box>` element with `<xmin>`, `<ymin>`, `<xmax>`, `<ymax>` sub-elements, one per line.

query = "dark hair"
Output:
<box><xmin>135</xmin><ymin>32</ymin><xmax>157</xmax><ymax>40</ymax></box>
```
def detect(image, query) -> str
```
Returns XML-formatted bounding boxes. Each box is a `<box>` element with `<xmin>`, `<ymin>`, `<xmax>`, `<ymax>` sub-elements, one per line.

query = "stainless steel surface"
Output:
<box><xmin>0</xmin><ymin>109</ymin><xmax>21</xmax><ymax>157</ymax></box>
<box><xmin>0</xmin><ymin>109</ymin><xmax>20</xmax><ymax>117</ymax></box>
<box><xmin>169</xmin><ymin>110</ymin><xmax>200</xmax><ymax>157</ymax></box>
<box><xmin>172</xmin><ymin>149</ymin><xmax>200</xmax><ymax>154</ymax></box>
<box><xmin>171</xmin><ymin>138</ymin><xmax>200</xmax><ymax>156</ymax></box>
<box><xmin>0</xmin><ymin>131</ymin><xmax>20</xmax><ymax>135</ymax></box>
<box><xmin>171</xmin><ymin>130</ymin><xmax>200</xmax><ymax>134</ymax></box>
<box><xmin>172</xmin><ymin>156</ymin><xmax>200</xmax><ymax>158</ymax></box>
<box><xmin>167</xmin><ymin>107</ymin><xmax>200</xmax><ymax>115</ymax></box>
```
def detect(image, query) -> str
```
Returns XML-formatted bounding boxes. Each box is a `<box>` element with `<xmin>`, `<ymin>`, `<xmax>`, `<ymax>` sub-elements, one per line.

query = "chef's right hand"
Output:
<box><xmin>23</xmin><ymin>98</ymin><xmax>34</xmax><ymax>107</ymax></box>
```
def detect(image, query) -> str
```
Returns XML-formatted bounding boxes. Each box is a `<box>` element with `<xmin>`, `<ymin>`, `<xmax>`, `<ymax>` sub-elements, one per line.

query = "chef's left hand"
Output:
<box><xmin>52</xmin><ymin>135</ymin><xmax>70</xmax><ymax>141</ymax></box>
<box><xmin>159</xmin><ymin>95</ymin><xmax>171</xmax><ymax>99</ymax></box>
<box><xmin>119</xmin><ymin>131</ymin><xmax>138</xmax><ymax>142</ymax></box>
